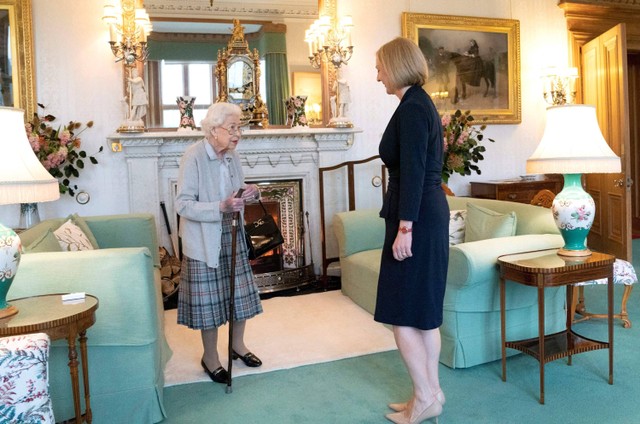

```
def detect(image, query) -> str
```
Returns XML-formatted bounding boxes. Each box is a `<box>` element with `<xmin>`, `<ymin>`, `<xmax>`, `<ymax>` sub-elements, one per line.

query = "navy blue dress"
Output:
<box><xmin>374</xmin><ymin>85</ymin><xmax>449</xmax><ymax>330</ymax></box>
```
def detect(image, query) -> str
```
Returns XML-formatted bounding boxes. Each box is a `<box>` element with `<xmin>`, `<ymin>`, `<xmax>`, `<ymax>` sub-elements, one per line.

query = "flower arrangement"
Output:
<box><xmin>25</xmin><ymin>104</ymin><xmax>103</xmax><ymax>197</ymax></box>
<box><xmin>285</xmin><ymin>95</ymin><xmax>308</xmax><ymax>127</ymax></box>
<box><xmin>441</xmin><ymin>109</ymin><xmax>494</xmax><ymax>184</ymax></box>
<box><xmin>177</xmin><ymin>96</ymin><xmax>196</xmax><ymax>130</ymax></box>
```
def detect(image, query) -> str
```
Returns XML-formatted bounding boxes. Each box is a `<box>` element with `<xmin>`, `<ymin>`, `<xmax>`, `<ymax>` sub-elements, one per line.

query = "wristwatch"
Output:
<box><xmin>399</xmin><ymin>225</ymin><xmax>412</xmax><ymax>234</ymax></box>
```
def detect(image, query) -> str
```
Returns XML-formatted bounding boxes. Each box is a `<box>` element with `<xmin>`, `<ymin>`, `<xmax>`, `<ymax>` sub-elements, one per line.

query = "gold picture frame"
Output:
<box><xmin>0</xmin><ymin>0</ymin><xmax>35</xmax><ymax>120</ymax></box>
<box><xmin>402</xmin><ymin>12</ymin><xmax>521</xmax><ymax>124</ymax></box>
<box><xmin>292</xmin><ymin>71</ymin><xmax>322</xmax><ymax>125</ymax></box>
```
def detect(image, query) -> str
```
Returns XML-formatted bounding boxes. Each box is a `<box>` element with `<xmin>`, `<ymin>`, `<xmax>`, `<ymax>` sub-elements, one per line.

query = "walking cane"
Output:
<box><xmin>226</xmin><ymin>189</ymin><xmax>244</xmax><ymax>394</ymax></box>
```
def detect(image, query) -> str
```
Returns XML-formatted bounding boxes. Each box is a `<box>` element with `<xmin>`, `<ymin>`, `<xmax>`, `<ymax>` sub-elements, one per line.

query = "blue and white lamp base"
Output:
<box><xmin>552</xmin><ymin>173</ymin><xmax>595</xmax><ymax>257</ymax></box>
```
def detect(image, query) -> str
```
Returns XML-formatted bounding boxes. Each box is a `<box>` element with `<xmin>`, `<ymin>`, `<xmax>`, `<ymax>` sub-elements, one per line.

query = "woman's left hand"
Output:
<box><xmin>393</xmin><ymin>226</ymin><xmax>413</xmax><ymax>262</ymax></box>
<box><xmin>241</xmin><ymin>184</ymin><xmax>260</xmax><ymax>202</ymax></box>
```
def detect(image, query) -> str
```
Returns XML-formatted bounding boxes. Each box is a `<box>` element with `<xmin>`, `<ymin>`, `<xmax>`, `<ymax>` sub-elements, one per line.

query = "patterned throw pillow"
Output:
<box><xmin>0</xmin><ymin>333</ymin><xmax>55</xmax><ymax>423</ymax></box>
<box><xmin>53</xmin><ymin>219</ymin><xmax>95</xmax><ymax>251</ymax></box>
<box><xmin>449</xmin><ymin>210</ymin><xmax>467</xmax><ymax>246</ymax></box>
<box><xmin>68</xmin><ymin>213</ymin><xmax>100</xmax><ymax>249</ymax></box>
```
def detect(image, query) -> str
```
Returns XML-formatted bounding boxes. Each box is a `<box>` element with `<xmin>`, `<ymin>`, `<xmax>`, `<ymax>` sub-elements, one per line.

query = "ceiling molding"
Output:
<box><xmin>558</xmin><ymin>0</ymin><xmax>640</xmax><ymax>37</ymax></box>
<box><xmin>144</xmin><ymin>0</ymin><xmax>318</xmax><ymax>21</ymax></box>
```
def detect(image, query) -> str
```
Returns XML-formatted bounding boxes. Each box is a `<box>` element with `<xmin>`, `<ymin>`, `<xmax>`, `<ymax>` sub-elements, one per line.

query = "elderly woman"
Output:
<box><xmin>175</xmin><ymin>102</ymin><xmax>263</xmax><ymax>384</ymax></box>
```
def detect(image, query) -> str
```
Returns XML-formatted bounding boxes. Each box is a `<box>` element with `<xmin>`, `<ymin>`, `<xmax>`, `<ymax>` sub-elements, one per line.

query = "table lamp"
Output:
<box><xmin>0</xmin><ymin>107</ymin><xmax>60</xmax><ymax>318</ymax></box>
<box><xmin>526</xmin><ymin>104</ymin><xmax>621</xmax><ymax>257</ymax></box>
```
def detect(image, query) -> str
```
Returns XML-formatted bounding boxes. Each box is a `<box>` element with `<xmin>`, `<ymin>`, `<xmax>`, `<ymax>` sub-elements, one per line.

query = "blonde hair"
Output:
<box><xmin>376</xmin><ymin>37</ymin><xmax>428</xmax><ymax>91</ymax></box>
<box><xmin>200</xmin><ymin>102</ymin><xmax>242</xmax><ymax>134</ymax></box>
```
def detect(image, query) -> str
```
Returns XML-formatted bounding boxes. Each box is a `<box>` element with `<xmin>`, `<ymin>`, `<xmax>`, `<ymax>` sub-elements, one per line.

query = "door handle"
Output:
<box><xmin>612</xmin><ymin>177</ymin><xmax>633</xmax><ymax>188</ymax></box>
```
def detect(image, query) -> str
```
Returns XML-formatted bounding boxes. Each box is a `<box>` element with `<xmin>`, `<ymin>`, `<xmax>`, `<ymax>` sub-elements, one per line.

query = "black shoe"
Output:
<box><xmin>232</xmin><ymin>350</ymin><xmax>263</xmax><ymax>367</ymax></box>
<box><xmin>201</xmin><ymin>360</ymin><xmax>228</xmax><ymax>383</ymax></box>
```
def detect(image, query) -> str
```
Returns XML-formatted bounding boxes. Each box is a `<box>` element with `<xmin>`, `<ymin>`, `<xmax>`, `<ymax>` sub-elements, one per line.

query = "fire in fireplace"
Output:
<box><xmin>245</xmin><ymin>179</ymin><xmax>315</xmax><ymax>293</ymax></box>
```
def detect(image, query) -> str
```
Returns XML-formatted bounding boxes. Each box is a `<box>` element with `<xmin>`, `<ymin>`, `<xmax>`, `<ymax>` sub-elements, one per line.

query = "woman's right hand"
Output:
<box><xmin>220</xmin><ymin>193</ymin><xmax>245</xmax><ymax>213</ymax></box>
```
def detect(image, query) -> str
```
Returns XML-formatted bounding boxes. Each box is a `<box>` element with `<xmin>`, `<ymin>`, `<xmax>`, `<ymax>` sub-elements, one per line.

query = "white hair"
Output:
<box><xmin>200</xmin><ymin>102</ymin><xmax>242</xmax><ymax>134</ymax></box>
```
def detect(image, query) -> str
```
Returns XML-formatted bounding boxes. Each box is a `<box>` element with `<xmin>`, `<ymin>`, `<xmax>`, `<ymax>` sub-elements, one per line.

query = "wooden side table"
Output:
<box><xmin>0</xmin><ymin>294</ymin><xmax>99</xmax><ymax>423</ymax></box>
<box><xmin>470</xmin><ymin>178</ymin><xmax>562</xmax><ymax>204</ymax></box>
<box><xmin>498</xmin><ymin>249</ymin><xmax>614</xmax><ymax>404</ymax></box>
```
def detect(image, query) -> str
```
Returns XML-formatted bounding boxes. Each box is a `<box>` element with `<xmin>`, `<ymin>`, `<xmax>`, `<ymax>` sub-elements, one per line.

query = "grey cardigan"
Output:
<box><xmin>175</xmin><ymin>139</ymin><xmax>245</xmax><ymax>268</ymax></box>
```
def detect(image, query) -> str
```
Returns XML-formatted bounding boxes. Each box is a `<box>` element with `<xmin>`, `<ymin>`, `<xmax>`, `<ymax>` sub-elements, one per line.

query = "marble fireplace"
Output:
<box><xmin>108</xmin><ymin>127</ymin><xmax>360</xmax><ymax>290</ymax></box>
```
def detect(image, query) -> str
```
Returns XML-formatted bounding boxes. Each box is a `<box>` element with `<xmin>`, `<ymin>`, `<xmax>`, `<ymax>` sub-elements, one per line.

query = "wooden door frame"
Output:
<box><xmin>629</xmin><ymin>53</ymin><xmax>640</xmax><ymax>235</ymax></box>
<box><xmin>581</xmin><ymin>26</ymin><xmax>630</xmax><ymax>259</ymax></box>
<box><xmin>559</xmin><ymin>1</ymin><xmax>639</xmax><ymax>260</ymax></box>
<box><xmin>559</xmin><ymin>1</ymin><xmax>640</xmax><ymax>54</ymax></box>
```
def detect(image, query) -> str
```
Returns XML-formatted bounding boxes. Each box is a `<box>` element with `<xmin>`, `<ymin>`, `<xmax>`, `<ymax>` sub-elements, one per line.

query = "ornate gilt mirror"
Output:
<box><xmin>144</xmin><ymin>0</ymin><xmax>319</xmax><ymax>129</ymax></box>
<box><xmin>215</xmin><ymin>19</ymin><xmax>269</xmax><ymax>127</ymax></box>
<box><xmin>0</xmin><ymin>0</ymin><xmax>35</xmax><ymax>119</ymax></box>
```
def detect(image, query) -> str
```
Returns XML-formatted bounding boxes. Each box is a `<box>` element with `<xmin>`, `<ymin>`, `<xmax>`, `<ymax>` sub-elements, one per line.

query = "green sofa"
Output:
<box><xmin>9</xmin><ymin>214</ymin><xmax>171</xmax><ymax>423</ymax></box>
<box><xmin>333</xmin><ymin>196</ymin><xmax>567</xmax><ymax>369</ymax></box>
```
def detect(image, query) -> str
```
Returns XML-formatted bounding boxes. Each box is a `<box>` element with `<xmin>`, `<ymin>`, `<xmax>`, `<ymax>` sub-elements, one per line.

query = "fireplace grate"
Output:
<box><xmin>254</xmin><ymin>264</ymin><xmax>316</xmax><ymax>294</ymax></box>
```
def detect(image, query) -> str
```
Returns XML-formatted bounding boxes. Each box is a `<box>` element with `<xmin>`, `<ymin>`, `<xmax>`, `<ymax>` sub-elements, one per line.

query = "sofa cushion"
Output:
<box><xmin>447</xmin><ymin>196</ymin><xmax>559</xmax><ymax>236</ymax></box>
<box><xmin>449</xmin><ymin>210</ymin><xmax>466</xmax><ymax>245</ymax></box>
<box><xmin>84</xmin><ymin>214</ymin><xmax>161</xmax><ymax>268</ymax></box>
<box><xmin>54</xmin><ymin>219</ymin><xmax>96</xmax><ymax>251</ymax></box>
<box><xmin>24</xmin><ymin>229</ymin><xmax>63</xmax><ymax>253</ymax></box>
<box><xmin>340</xmin><ymin>249</ymin><xmax>383</xmax><ymax>315</ymax></box>
<box><xmin>334</xmin><ymin>209</ymin><xmax>385</xmax><ymax>257</ymax></box>
<box><xmin>464</xmin><ymin>203</ymin><xmax>517</xmax><ymax>242</ymax></box>
<box><xmin>68</xmin><ymin>213</ymin><xmax>100</xmax><ymax>249</ymax></box>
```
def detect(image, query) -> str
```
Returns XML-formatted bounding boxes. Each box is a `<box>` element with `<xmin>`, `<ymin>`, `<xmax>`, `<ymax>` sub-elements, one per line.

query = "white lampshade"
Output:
<box><xmin>0</xmin><ymin>107</ymin><xmax>60</xmax><ymax>205</ymax></box>
<box><xmin>102</xmin><ymin>4</ymin><xmax>118</xmax><ymax>25</ymax></box>
<box><xmin>526</xmin><ymin>104</ymin><xmax>621</xmax><ymax>174</ymax></box>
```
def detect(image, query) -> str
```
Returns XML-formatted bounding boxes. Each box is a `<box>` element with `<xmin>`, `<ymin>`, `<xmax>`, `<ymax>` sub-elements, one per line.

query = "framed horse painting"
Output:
<box><xmin>402</xmin><ymin>13</ymin><xmax>521</xmax><ymax>124</ymax></box>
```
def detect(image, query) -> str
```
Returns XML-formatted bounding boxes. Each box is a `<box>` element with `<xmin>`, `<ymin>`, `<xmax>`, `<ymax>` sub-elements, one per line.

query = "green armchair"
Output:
<box><xmin>334</xmin><ymin>197</ymin><xmax>567</xmax><ymax>368</ymax></box>
<box><xmin>10</xmin><ymin>214</ymin><xmax>171</xmax><ymax>423</ymax></box>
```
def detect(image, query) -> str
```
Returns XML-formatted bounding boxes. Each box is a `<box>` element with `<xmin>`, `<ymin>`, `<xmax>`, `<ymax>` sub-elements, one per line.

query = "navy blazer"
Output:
<box><xmin>379</xmin><ymin>84</ymin><xmax>444</xmax><ymax>222</ymax></box>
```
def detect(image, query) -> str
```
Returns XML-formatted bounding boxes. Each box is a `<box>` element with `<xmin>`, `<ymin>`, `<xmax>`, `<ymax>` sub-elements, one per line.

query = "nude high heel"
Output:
<box><xmin>388</xmin><ymin>390</ymin><xmax>445</xmax><ymax>412</ymax></box>
<box><xmin>386</xmin><ymin>398</ymin><xmax>443</xmax><ymax>424</ymax></box>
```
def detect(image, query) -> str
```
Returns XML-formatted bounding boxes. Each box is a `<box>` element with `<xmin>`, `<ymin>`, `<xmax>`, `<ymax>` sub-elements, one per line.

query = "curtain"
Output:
<box><xmin>0</xmin><ymin>13</ymin><xmax>10</xmax><ymax>107</ymax></box>
<box><xmin>145</xmin><ymin>61</ymin><xmax>162</xmax><ymax>127</ymax></box>
<box><xmin>265</xmin><ymin>52</ymin><xmax>289</xmax><ymax>125</ymax></box>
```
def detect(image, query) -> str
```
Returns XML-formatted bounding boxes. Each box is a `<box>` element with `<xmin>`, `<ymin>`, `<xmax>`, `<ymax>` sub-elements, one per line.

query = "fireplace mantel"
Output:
<box><xmin>107</xmin><ymin>127</ymin><xmax>361</xmax><ymax>275</ymax></box>
<box><xmin>110</xmin><ymin>126</ymin><xmax>358</xmax><ymax>154</ymax></box>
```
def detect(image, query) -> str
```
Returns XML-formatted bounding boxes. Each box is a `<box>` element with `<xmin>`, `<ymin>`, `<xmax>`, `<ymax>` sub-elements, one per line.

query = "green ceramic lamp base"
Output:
<box><xmin>552</xmin><ymin>174</ymin><xmax>596</xmax><ymax>256</ymax></box>
<box><xmin>0</xmin><ymin>222</ymin><xmax>22</xmax><ymax>319</ymax></box>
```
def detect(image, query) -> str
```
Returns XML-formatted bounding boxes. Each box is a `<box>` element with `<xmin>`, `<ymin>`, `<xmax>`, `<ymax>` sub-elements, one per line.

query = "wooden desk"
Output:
<box><xmin>0</xmin><ymin>294</ymin><xmax>99</xmax><ymax>423</ymax></box>
<box><xmin>470</xmin><ymin>178</ymin><xmax>562</xmax><ymax>204</ymax></box>
<box><xmin>498</xmin><ymin>249</ymin><xmax>614</xmax><ymax>404</ymax></box>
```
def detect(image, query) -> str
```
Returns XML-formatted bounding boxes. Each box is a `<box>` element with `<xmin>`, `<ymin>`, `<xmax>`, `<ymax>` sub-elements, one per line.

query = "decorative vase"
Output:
<box><xmin>19</xmin><ymin>203</ymin><xmax>40</xmax><ymax>229</ymax></box>
<box><xmin>552</xmin><ymin>173</ymin><xmax>595</xmax><ymax>255</ymax></box>
<box><xmin>0</xmin><ymin>222</ymin><xmax>20</xmax><ymax>318</ymax></box>
<box><xmin>284</xmin><ymin>95</ymin><xmax>308</xmax><ymax>128</ymax></box>
<box><xmin>177</xmin><ymin>96</ymin><xmax>196</xmax><ymax>131</ymax></box>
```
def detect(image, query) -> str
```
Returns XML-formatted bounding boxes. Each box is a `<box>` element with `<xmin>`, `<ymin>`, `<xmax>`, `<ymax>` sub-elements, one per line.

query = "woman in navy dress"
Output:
<box><xmin>374</xmin><ymin>37</ymin><xmax>449</xmax><ymax>424</ymax></box>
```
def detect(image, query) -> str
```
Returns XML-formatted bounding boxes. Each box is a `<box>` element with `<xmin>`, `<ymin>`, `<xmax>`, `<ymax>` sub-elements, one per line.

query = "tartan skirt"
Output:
<box><xmin>177</xmin><ymin>213</ymin><xmax>263</xmax><ymax>330</ymax></box>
